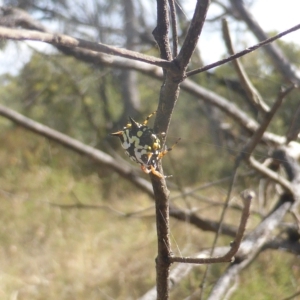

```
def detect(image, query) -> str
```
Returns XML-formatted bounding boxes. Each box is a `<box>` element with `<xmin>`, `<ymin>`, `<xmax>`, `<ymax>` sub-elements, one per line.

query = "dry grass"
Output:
<box><xmin>0</xmin><ymin>167</ymin><xmax>160</xmax><ymax>299</ymax></box>
<box><xmin>0</xmin><ymin>128</ymin><xmax>299</xmax><ymax>299</ymax></box>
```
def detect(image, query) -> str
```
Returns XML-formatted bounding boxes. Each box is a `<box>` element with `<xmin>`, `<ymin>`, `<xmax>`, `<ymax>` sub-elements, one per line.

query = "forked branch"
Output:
<box><xmin>170</xmin><ymin>189</ymin><xmax>253</xmax><ymax>264</ymax></box>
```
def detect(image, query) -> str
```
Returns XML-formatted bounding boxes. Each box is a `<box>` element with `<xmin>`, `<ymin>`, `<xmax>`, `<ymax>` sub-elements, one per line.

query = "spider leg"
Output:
<box><xmin>142</xmin><ymin>111</ymin><xmax>157</xmax><ymax>126</ymax></box>
<box><xmin>141</xmin><ymin>165</ymin><xmax>163</xmax><ymax>178</ymax></box>
<box><xmin>149</xmin><ymin>165</ymin><xmax>163</xmax><ymax>178</ymax></box>
<box><xmin>141</xmin><ymin>165</ymin><xmax>151</xmax><ymax>174</ymax></box>
<box><xmin>146</xmin><ymin>152</ymin><xmax>153</xmax><ymax>164</ymax></box>
<box><xmin>158</xmin><ymin>138</ymin><xmax>181</xmax><ymax>159</ymax></box>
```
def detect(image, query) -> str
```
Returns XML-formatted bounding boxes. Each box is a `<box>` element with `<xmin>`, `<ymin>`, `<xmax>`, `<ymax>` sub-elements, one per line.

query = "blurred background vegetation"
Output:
<box><xmin>0</xmin><ymin>0</ymin><xmax>300</xmax><ymax>299</ymax></box>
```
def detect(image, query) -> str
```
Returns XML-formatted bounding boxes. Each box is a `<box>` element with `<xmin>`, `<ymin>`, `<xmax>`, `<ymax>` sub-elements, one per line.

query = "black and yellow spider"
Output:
<box><xmin>110</xmin><ymin>111</ymin><xmax>179</xmax><ymax>178</ymax></box>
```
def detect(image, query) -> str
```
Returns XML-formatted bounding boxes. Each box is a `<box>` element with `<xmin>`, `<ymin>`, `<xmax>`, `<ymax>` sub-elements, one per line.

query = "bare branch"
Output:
<box><xmin>170</xmin><ymin>189</ymin><xmax>252</xmax><ymax>264</ymax></box>
<box><xmin>222</xmin><ymin>18</ymin><xmax>269</xmax><ymax>114</ymax></box>
<box><xmin>176</xmin><ymin>0</ymin><xmax>210</xmax><ymax>70</ymax></box>
<box><xmin>249</xmin><ymin>156</ymin><xmax>293</xmax><ymax>193</ymax></box>
<box><xmin>152</xmin><ymin>0</ymin><xmax>172</xmax><ymax>61</ymax></box>
<box><xmin>168</xmin><ymin>0</ymin><xmax>178</xmax><ymax>57</ymax></box>
<box><xmin>230</xmin><ymin>0</ymin><xmax>300</xmax><ymax>85</ymax></box>
<box><xmin>151</xmin><ymin>2</ymin><xmax>211</xmax><ymax>299</ymax></box>
<box><xmin>241</xmin><ymin>85</ymin><xmax>294</xmax><ymax>161</ymax></box>
<box><xmin>183</xmin><ymin>79</ymin><xmax>286</xmax><ymax>145</ymax></box>
<box><xmin>0</xmin><ymin>7</ymin><xmax>293</xmax><ymax>147</ymax></box>
<box><xmin>186</xmin><ymin>23</ymin><xmax>300</xmax><ymax>77</ymax></box>
<box><xmin>169</xmin><ymin>205</ymin><xmax>237</xmax><ymax>237</ymax></box>
<box><xmin>0</xmin><ymin>26</ymin><xmax>173</xmax><ymax>70</ymax></box>
<box><xmin>140</xmin><ymin>236</ymin><xmax>300</xmax><ymax>300</ymax></box>
<box><xmin>0</xmin><ymin>6</ymin><xmax>48</xmax><ymax>31</ymax></box>
<box><xmin>207</xmin><ymin>197</ymin><xmax>292</xmax><ymax>300</ymax></box>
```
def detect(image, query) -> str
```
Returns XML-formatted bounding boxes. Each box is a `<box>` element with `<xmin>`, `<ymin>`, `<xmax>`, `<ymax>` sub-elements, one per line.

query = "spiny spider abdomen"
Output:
<box><xmin>110</xmin><ymin>111</ymin><xmax>179</xmax><ymax>178</ymax></box>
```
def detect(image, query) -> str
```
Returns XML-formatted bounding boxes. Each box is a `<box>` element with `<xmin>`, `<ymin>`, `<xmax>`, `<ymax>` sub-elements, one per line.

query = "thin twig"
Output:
<box><xmin>170</xmin><ymin>189</ymin><xmax>253</xmax><ymax>264</ymax></box>
<box><xmin>207</xmin><ymin>198</ymin><xmax>292</xmax><ymax>300</ymax></box>
<box><xmin>229</xmin><ymin>0</ymin><xmax>300</xmax><ymax>85</ymax></box>
<box><xmin>222</xmin><ymin>18</ymin><xmax>269</xmax><ymax>113</ymax></box>
<box><xmin>242</xmin><ymin>85</ymin><xmax>295</xmax><ymax>161</ymax></box>
<box><xmin>186</xmin><ymin>23</ymin><xmax>300</xmax><ymax>76</ymax></box>
<box><xmin>200</xmin><ymin>85</ymin><xmax>293</xmax><ymax>297</ymax></box>
<box><xmin>168</xmin><ymin>0</ymin><xmax>178</xmax><ymax>57</ymax></box>
<box><xmin>249</xmin><ymin>156</ymin><xmax>293</xmax><ymax>193</ymax></box>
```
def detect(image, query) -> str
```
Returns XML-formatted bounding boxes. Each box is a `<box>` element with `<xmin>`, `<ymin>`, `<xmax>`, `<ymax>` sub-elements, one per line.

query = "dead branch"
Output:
<box><xmin>249</xmin><ymin>156</ymin><xmax>293</xmax><ymax>193</ymax></box>
<box><xmin>241</xmin><ymin>85</ymin><xmax>294</xmax><ymax>161</ymax></box>
<box><xmin>207</xmin><ymin>130</ymin><xmax>300</xmax><ymax>299</ymax></box>
<box><xmin>168</xmin><ymin>0</ymin><xmax>178</xmax><ymax>57</ymax></box>
<box><xmin>139</xmin><ymin>236</ymin><xmax>300</xmax><ymax>300</ymax></box>
<box><xmin>186</xmin><ymin>22</ymin><xmax>300</xmax><ymax>77</ymax></box>
<box><xmin>229</xmin><ymin>0</ymin><xmax>300</xmax><ymax>86</ymax></box>
<box><xmin>176</xmin><ymin>0</ymin><xmax>210</xmax><ymax>71</ymax></box>
<box><xmin>170</xmin><ymin>189</ymin><xmax>252</xmax><ymax>264</ymax></box>
<box><xmin>207</xmin><ymin>197</ymin><xmax>292</xmax><ymax>300</ymax></box>
<box><xmin>0</xmin><ymin>26</ymin><xmax>173</xmax><ymax>70</ymax></box>
<box><xmin>169</xmin><ymin>205</ymin><xmax>237</xmax><ymax>237</ymax></box>
<box><xmin>0</xmin><ymin>6</ymin><xmax>48</xmax><ymax>31</ymax></box>
<box><xmin>222</xmin><ymin>18</ymin><xmax>269</xmax><ymax>114</ymax></box>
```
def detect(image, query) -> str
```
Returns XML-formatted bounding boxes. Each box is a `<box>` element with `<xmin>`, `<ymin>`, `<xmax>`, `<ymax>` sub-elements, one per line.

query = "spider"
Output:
<box><xmin>110</xmin><ymin>111</ymin><xmax>180</xmax><ymax>178</ymax></box>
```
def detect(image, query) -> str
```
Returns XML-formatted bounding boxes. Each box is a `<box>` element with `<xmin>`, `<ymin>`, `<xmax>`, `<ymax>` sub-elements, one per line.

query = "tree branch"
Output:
<box><xmin>186</xmin><ymin>23</ymin><xmax>300</xmax><ymax>77</ymax></box>
<box><xmin>168</xmin><ymin>0</ymin><xmax>178</xmax><ymax>57</ymax></box>
<box><xmin>139</xmin><ymin>236</ymin><xmax>300</xmax><ymax>300</ymax></box>
<box><xmin>207</xmin><ymin>197</ymin><xmax>292</xmax><ymax>300</ymax></box>
<box><xmin>170</xmin><ymin>189</ymin><xmax>252</xmax><ymax>264</ymax></box>
<box><xmin>241</xmin><ymin>85</ymin><xmax>294</xmax><ymax>161</ymax></box>
<box><xmin>222</xmin><ymin>18</ymin><xmax>269</xmax><ymax>114</ymax></box>
<box><xmin>230</xmin><ymin>0</ymin><xmax>300</xmax><ymax>85</ymax></box>
<box><xmin>0</xmin><ymin>26</ymin><xmax>173</xmax><ymax>70</ymax></box>
<box><xmin>152</xmin><ymin>0</ymin><xmax>172</xmax><ymax>61</ymax></box>
<box><xmin>176</xmin><ymin>0</ymin><xmax>210</xmax><ymax>70</ymax></box>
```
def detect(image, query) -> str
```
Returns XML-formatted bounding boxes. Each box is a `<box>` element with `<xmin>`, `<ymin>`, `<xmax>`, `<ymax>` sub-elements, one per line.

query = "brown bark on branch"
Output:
<box><xmin>151</xmin><ymin>1</ymin><xmax>210</xmax><ymax>299</ymax></box>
